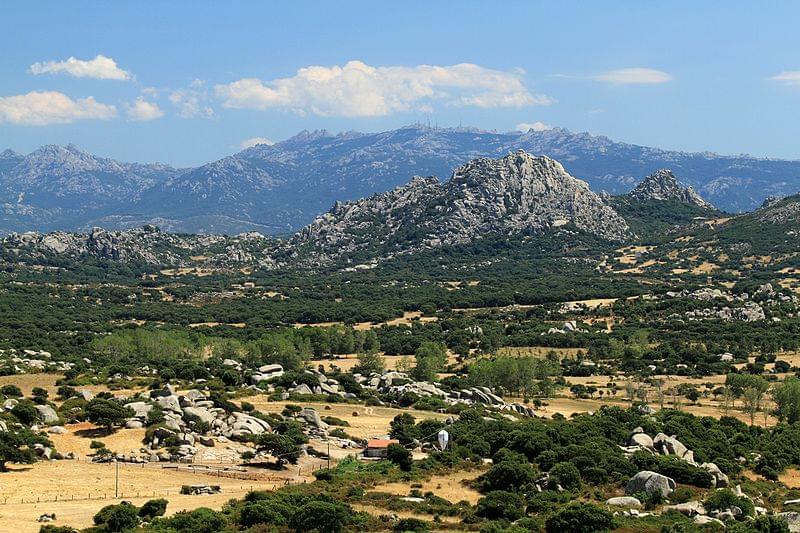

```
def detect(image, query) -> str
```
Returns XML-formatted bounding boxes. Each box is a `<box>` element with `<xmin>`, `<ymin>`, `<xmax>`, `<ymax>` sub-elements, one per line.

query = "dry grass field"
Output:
<box><xmin>0</xmin><ymin>373</ymin><xmax>62</xmax><ymax>396</ymax></box>
<box><xmin>243</xmin><ymin>398</ymin><xmax>451</xmax><ymax>440</ymax></box>
<box><xmin>376</xmin><ymin>469</ymin><xmax>485</xmax><ymax>505</ymax></box>
<box><xmin>0</xmin><ymin>459</ymin><xmax>315</xmax><ymax>533</ymax></box>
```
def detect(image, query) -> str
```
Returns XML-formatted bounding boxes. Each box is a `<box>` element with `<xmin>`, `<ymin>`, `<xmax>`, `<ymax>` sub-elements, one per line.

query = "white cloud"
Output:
<box><xmin>169</xmin><ymin>80</ymin><xmax>214</xmax><ymax>118</ymax></box>
<box><xmin>239</xmin><ymin>137</ymin><xmax>274</xmax><ymax>150</ymax></box>
<box><xmin>769</xmin><ymin>71</ymin><xmax>800</xmax><ymax>86</ymax></box>
<box><xmin>28</xmin><ymin>54</ymin><xmax>131</xmax><ymax>80</ymax></box>
<box><xmin>592</xmin><ymin>68</ymin><xmax>672</xmax><ymax>85</ymax></box>
<box><xmin>215</xmin><ymin>60</ymin><xmax>553</xmax><ymax>117</ymax></box>
<box><xmin>125</xmin><ymin>97</ymin><xmax>164</xmax><ymax>121</ymax></box>
<box><xmin>0</xmin><ymin>91</ymin><xmax>117</xmax><ymax>125</ymax></box>
<box><xmin>516</xmin><ymin>121</ymin><xmax>551</xmax><ymax>132</ymax></box>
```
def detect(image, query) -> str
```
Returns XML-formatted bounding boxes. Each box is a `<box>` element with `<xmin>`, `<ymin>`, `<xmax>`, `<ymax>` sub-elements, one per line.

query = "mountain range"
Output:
<box><xmin>2</xmin><ymin>125</ymin><xmax>800</xmax><ymax>234</ymax></box>
<box><xmin>1</xmin><ymin>151</ymin><xmax>720</xmax><ymax>269</ymax></box>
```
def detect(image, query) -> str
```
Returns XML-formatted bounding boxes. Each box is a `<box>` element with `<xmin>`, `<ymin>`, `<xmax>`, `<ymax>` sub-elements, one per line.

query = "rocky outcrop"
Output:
<box><xmin>295</xmin><ymin>151</ymin><xmax>630</xmax><ymax>263</ymax></box>
<box><xmin>626</xmin><ymin>169</ymin><xmax>712</xmax><ymax>209</ymax></box>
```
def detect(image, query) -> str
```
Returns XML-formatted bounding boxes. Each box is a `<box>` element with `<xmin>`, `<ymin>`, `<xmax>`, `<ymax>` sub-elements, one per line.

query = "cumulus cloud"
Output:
<box><xmin>28</xmin><ymin>54</ymin><xmax>132</xmax><ymax>80</ymax></box>
<box><xmin>239</xmin><ymin>137</ymin><xmax>274</xmax><ymax>150</ymax></box>
<box><xmin>169</xmin><ymin>79</ymin><xmax>214</xmax><ymax>118</ymax></box>
<box><xmin>592</xmin><ymin>68</ymin><xmax>672</xmax><ymax>85</ymax></box>
<box><xmin>516</xmin><ymin>121</ymin><xmax>551</xmax><ymax>132</ymax></box>
<box><xmin>215</xmin><ymin>60</ymin><xmax>553</xmax><ymax>117</ymax></box>
<box><xmin>125</xmin><ymin>97</ymin><xmax>164</xmax><ymax>121</ymax></box>
<box><xmin>769</xmin><ymin>71</ymin><xmax>800</xmax><ymax>86</ymax></box>
<box><xmin>0</xmin><ymin>91</ymin><xmax>117</xmax><ymax>125</ymax></box>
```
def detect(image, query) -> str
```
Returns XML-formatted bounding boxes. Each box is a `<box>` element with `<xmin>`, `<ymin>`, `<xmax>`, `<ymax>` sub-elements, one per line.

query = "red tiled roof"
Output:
<box><xmin>366</xmin><ymin>439</ymin><xmax>399</xmax><ymax>449</ymax></box>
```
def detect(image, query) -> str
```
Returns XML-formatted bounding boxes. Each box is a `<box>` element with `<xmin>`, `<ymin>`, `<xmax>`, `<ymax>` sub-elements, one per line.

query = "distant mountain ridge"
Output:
<box><xmin>2</xmin><ymin>125</ymin><xmax>800</xmax><ymax>234</ymax></box>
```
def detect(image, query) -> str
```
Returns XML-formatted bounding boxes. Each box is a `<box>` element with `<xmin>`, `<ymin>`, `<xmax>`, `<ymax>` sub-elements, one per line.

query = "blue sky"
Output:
<box><xmin>1</xmin><ymin>1</ymin><xmax>799</xmax><ymax>166</ymax></box>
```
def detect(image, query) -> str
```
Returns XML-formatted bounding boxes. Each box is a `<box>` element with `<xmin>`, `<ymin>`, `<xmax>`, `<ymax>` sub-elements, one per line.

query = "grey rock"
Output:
<box><xmin>35</xmin><ymin>405</ymin><xmax>59</xmax><ymax>425</ymax></box>
<box><xmin>125</xmin><ymin>401</ymin><xmax>153</xmax><ymax>419</ymax></box>
<box><xmin>625</xmin><ymin>471</ymin><xmax>676</xmax><ymax>497</ymax></box>
<box><xmin>299</xmin><ymin>408</ymin><xmax>329</xmax><ymax>430</ymax></box>
<box><xmin>292</xmin><ymin>383</ymin><xmax>313</xmax><ymax>395</ymax></box>
<box><xmin>701</xmin><ymin>462</ymin><xmax>729</xmax><ymax>488</ymax></box>
<box><xmin>629</xmin><ymin>433</ymin><xmax>654</xmax><ymax>449</ymax></box>
<box><xmin>155</xmin><ymin>395</ymin><xmax>181</xmax><ymax>413</ymax></box>
<box><xmin>606</xmin><ymin>497</ymin><xmax>642</xmax><ymax>508</ymax></box>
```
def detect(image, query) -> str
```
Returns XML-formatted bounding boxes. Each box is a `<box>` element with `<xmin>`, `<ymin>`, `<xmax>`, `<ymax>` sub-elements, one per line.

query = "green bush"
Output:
<box><xmin>479</xmin><ymin>460</ymin><xmax>537</xmax><ymax>493</ymax></box>
<box><xmin>239</xmin><ymin>501</ymin><xmax>291</xmax><ymax>527</ymax></box>
<box><xmin>152</xmin><ymin>507</ymin><xmax>226</xmax><ymax>532</ymax></box>
<box><xmin>393</xmin><ymin>517</ymin><xmax>430</xmax><ymax>532</ymax></box>
<box><xmin>704</xmin><ymin>489</ymin><xmax>755</xmax><ymax>517</ymax></box>
<box><xmin>475</xmin><ymin>491</ymin><xmax>525</xmax><ymax>521</ymax></box>
<box><xmin>387</xmin><ymin>443</ymin><xmax>413</xmax><ymax>472</ymax></box>
<box><xmin>289</xmin><ymin>500</ymin><xmax>352</xmax><ymax>533</ymax></box>
<box><xmin>549</xmin><ymin>462</ymin><xmax>582</xmax><ymax>491</ymax></box>
<box><xmin>93</xmin><ymin>502</ymin><xmax>140</xmax><ymax>532</ymax></box>
<box><xmin>545</xmin><ymin>502</ymin><xmax>614</xmax><ymax>533</ymax></box>
<box><xmin>138</xmin><ymin>498</ymin><xmax>168</xmax><ymax>519</ymax></box>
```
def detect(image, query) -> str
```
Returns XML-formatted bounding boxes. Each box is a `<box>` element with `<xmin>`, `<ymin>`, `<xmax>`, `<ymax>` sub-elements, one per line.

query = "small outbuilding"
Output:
<box><xmin>364</xmin><ymin>439</ymin><xmax>400</xmax><ymax>458</ymax></box>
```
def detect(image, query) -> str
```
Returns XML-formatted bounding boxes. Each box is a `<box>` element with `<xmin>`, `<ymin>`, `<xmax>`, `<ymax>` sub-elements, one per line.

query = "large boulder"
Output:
<box><xmin>292</xmin><ymin>383</ymin><xmax>313</xmax><ymax>395</ymax></box>
<box><xmin>230</xmin><ymin>413</ymin><xmax>271</xmax><ymax>436</ymax></box>
<box><xmin>299</xmin><ymin>408</ymin><xmax>328</xmax><ymax>430</ymax></box>
<box><xmin>625</xmin><ymin>471</ymin><xmax>676</xmax><ymax>497</ymax></box>
<box><xmin>35</xmin><ymin>405</ymin><xmax>59</xmax><ymax>425</ymax></box>
<box><xmin>629</xmin><ymin>433</ymin><xmax>654</xmax><ymax>449</ymax></box>
<box><xmin>654</xmin><ymin>433</ymin><xmax>688</xmax><ymax>458</ymax></box>
<box><xmin>155</xmin><ymin>395</ymin><xmax>181</xmax><ymax>413</ymax></box>
<box><xmin>125</xmin><ymin>401</ymin><xmax>153</xmax><ymax>419</ymax></box>
<box><xmin>182</xmin><ymin>406</ymin><xmax>216</xmax><ymax>425</ymax></box>
<box><xmin>701</xmin><ymin>462</ymin><xmax>729</xmax><ymax>488</ymax></box>
<box><xmin>606</xmin><ymin>497</ymin><xmax>642</xmax><ymax>508</ymax></box>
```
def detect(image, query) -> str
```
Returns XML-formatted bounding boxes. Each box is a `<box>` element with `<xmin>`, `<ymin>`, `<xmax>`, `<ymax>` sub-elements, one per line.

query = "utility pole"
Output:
<box><xmin>327</xmin><ymin>442</ymin><xmax>331</xmax><ymax>470</ymax></box>
<box><xmin>115</xmin><ymin>460</ymin><xmax>119</xmax><ymax>498</ymax></box>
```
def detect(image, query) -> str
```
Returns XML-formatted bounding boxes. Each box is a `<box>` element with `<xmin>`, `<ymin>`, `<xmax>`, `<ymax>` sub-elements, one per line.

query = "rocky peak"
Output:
<box><xmin>628</xmin><ymin>169</ymin><xmax>712</xmax><ymax>208</ymax></box>
<box><xmin>0</xmin><ymin>148</ymin><xmax>21</xmax><ymax>160</ymax></box>
<box><xmin>295</xmin><ymin>151</ymin><xmax>630</xmax><ymax>262</ymax></box>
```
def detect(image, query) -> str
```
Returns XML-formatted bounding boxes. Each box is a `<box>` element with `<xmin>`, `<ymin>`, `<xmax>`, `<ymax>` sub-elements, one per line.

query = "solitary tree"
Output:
<box><xmin>86</xmin><ymin>398</ymin><xmax>133</xmax><ymax>434</ymax></box>
<box><xmin>255</xmin><ymin>433</ymin><xmax>301</xmax><ymax>466</ymax></box>
<box><xmin>0</xmin><ymin>430</ymin><xmax>37</xmax><ymax>471</ymax></box>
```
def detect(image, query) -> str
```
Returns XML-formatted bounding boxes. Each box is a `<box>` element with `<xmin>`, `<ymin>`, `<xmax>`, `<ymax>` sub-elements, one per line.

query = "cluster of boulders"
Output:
<box><xmin>114</xmin><ymin>385</ymin><xmax>272</xmax><ymax>463</ymax></box>
<box><xmin>180</xmin><ymin>484</ymin><xmax>221</xmax><ymax>495</ymax></box>
<box><xmin>680</xmin><ymin>301</ymin><xmax>766</xmax><ymax>323</ymax></box>
<box><xmin>621</xmin><ymin>428</ymin><xmax>729</xmax><ymax>488</ymax></box>
<box><xmin>353</xmin><ymin>371</ymin><xmax>537</xmax><ymax>417</ymax></box>
<box><xmin>612</xmin><ymin>429</ymin><xmax>799</xmax><ymax>526</ymax></box>
<box><xmin>665</xmin><ymin>283</ymin><xmax>797</xmax><ymax>323</ymax></box>
<box><xmin>0</xmin><ymin>348</ymin><xmax>74</xmax><ymax>374</ymax></box>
